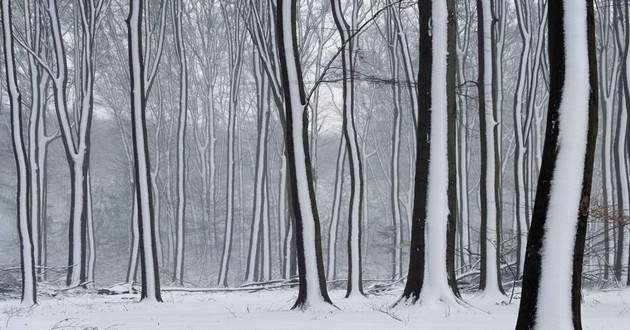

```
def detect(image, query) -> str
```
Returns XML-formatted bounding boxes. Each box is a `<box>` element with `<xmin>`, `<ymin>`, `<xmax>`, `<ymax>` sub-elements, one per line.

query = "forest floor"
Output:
<box><xmin>0</xmin><ymin>286</ymin><xmax>628</xmax><ymax>329</ymax></box>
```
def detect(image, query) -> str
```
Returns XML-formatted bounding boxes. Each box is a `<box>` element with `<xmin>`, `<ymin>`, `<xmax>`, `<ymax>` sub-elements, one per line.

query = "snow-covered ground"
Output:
<box><xmin>0</xmin><ymin>288</ymin><xmax>628</xmax><ymax>329</ymax></box>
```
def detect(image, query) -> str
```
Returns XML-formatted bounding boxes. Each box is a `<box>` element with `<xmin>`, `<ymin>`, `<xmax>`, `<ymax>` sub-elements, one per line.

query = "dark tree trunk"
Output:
<box><xmin>399</xmin><ymin>0</ymin><xmax>432</xmax><ymax>303</ymax></box>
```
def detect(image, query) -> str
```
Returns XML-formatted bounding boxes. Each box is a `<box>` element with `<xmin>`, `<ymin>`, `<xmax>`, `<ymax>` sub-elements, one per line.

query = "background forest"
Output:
<box><xmin>0</xmin><ymin>0</ymin><xmax>627</xmax><ymax>304</ymax></box>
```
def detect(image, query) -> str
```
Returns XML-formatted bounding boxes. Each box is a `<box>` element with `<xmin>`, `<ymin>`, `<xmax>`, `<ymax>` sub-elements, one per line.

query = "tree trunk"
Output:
<box><xmin>331</xmin><ymin>0</ymin><xmax>365</xmax><ymax>298</ymax></box>
<box><xmin>277</xmin><ymin>0</ymin><xmax>332</xmax><ymax>309</ymax></box>
<box><xmin>326</xmin><ymin>135</ymin><xmax>346</xmax><ymax>280</ymax></box>
<box><xmin>515</xmin><ymin>0</ymin><xmax>598</xmax><ymax>325</ymax></box>
<box><xmin>398</xmin><ymin>0</ymin><xmax>459</xmax><ymax>306</ymax></box>
<box><xmin>2</xmin><ymin>0</ymin><xmax>37</xmax><ymax>305</ymax></box>
<box><xmin>172</xmin><ymin>0</ymin><xmax>188</xmax><ymax>286</ymax></box>
<box><xmin>476</xmin><ymin>0</ymin><xmax>504</xmax><ymax>298</ymax></box>
<box><xmin>127</xmin><ymin>0</ymin><xmax>163</xmax><ymax>302</ymax></box>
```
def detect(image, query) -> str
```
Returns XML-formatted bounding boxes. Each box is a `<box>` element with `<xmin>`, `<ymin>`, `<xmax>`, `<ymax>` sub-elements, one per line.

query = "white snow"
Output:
<box><xmin>0</xmin><ymin>288</ymin><xmax>627</xmax><ymax>329</ymax></box>
<box><xmin>536</xmin><ymin>0</ymin><xmax>592</xmax><ymax>328</ymax></box>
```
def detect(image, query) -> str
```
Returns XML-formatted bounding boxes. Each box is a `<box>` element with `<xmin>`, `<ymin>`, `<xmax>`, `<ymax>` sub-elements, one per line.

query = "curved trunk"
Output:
<box><xmin>277</xmin><ymin>0</ymin><xmax>332</xmax><ymax>309</ymax></box>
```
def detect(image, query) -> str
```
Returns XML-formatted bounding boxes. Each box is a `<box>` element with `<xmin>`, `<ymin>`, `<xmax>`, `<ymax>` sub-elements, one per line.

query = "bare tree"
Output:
<box><xmin>1</xmin><ymin>0</ymin><xmax>36</xmax><ymax>305</ymax></box>
<box><xmin>172</xmin><ymin>0</ymin><xmax>188</xmax><ymax>286</ymax></box>
<box><xmin>127</xmin><ymin>0</ymin><xmax>163</xmax><ymax>302</ymax></box>
<box><xmin>277</xmin><ymin>0</ymin><xmax>333</xmax><ymax>309</ymax></box>
<box><xmin>331</xmin><ymin>0</ymin><xmax>365</xmax><ymax>299</ymax></box>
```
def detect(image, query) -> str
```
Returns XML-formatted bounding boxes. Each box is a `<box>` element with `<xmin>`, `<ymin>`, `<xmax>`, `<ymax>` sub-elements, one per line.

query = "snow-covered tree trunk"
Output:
<box><xmin>601</xmin><ymin>1</ymin><xmax>624</xmax><ymax>280</ymax></box>
<box><xmin>23</xmin><ymin>0</ymin><xmax>44</xmax><ymax>280</ymax></box>
<box><xmin>616</xmin><ymin>0</ymin><xmax>630</xmax><ymax>285</ymax></box>
<box><xmin>172</xmin><ymin>0</ymin><xmax>188</xmax><ymax>286</ymax></box>
<box><xmin>126</xmin><ymin>194</ymin><xmax>140</xmax><ymax>286</ymax></box>
<box><xmin>86</xmin><ymin>173</ymin><xmax>95</xmax><ymax>286</ymax></box>
<box><xmin>246</xmin><ymin>54</ymin><xmax>272</xmax><ymax>283</ymax></box>
<box><xmin>513</xmin><ymin>0</ymin><xmax>534</xmax><ymax>276</ymax></box>
<box><xmin>326</xmin><ymin>135</ymin><xmax>346</xmax><ymax>280</ymax></box>
<box><xmin>218</xmin><ymin>2</ymin><xmax>246</xmax><ymax>287</ymax></box>
<box><xmin>385</xmin><ymin>6</ymin><xmax>403</xmax><ymax>280</ymax></box>
<box><xmin>331</xmin><ymin>0</ymin><xmax>365</xmax><ymax>299</ymax></box>
<box><xmin>613</xmin><ymin>81</ymin><xmax>628</xmax><ymax>281</ymax></box>
<box><xmin>262</xmin><ymin>175</ymin><xmax>272</xmax><ymax>281</ymax></box>
<box><xmin>2</xmin><ymin>0</ymin><xmax>36</xmax><ymax>305</ymax></box>
<box><xmin>387</xmin><ymin>0</ymin><xmax>419</xmax><ymax>129</ymax></box>
<box><xmin>279</xmin><ymin>149</ymin><xmax>294</xmax><ymax>279</ymax></box>
<box><xmin>127</xmin><ymin>0</ymin><xmax>163</xmax><ymax>302</ymax></box>
<box><xmin>515</xmin><ymin>0</ymin><xmax>598</xmax><ymax>325</ymax></box>
<box><xmin>277</xmin><ymin>0</ymin><xmax>333</xmax><ymax>309</ymax></box>
<box><xmin>397</xmin><ymin>0</ymin><xmax>459</xmax><ymax>306</ymax></box>
<box><xmin>27</xmin><ymin>0</ymin><xmax>105</xmax><ymax>289</ymax></box>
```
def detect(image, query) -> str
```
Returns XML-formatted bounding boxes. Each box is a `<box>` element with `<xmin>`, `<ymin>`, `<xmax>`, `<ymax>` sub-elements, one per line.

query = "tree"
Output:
<box><xmin>331</xmin><ymin>0</ymin><xmax>365</xmax><ymax>299</ymax></box>
<box><xmin>515</xmin><ymin>0</ymin><xmax>598</xmax><ymax>326</ymax></box>
<box><xmin>1</xmin><ymin>0</ymin><xmax>37</xmax><ymax>306</ymax></box>
<box><xmin>217</xmin><ymin>0</ymin><xmax>246</xmax><ymax>287</ymax></box>
<box><xmin>384</xmin><ymin>5</ymin><xmax>403</xmax><ymax>280</ymax></box>
<box><xmin>326</xmin><ymin>135</ymin><xmax>346</xmax><ymax>280</ymax></box>
<box><xmin>172</xmin><ymin>0</ymin><xmax>188</xmax><ymax>286</ymax></box>
<box><xmin>276</xmin><ymin>0</ymin><xmax>333</xmax><ymax>309</ymax></box>
<box><xmin>397</xmin><ymin>0</ymin><xmax>459</xmax><ymax>306</ymax></box>
<box><xmin>476</xmin><ymin>0</ymin><xmax>505</xmax><ymax>298</ymax></box>
<box><xmin>245</xmin><ymin>47</ymin><xmax>272</xmax><ymax>284</ymax></box>
<box><xmin>127</xmin><ymin>0</ymin><xmax>163</xmax><ymax>302</ymax></box>
<box><xmin>16</xmin><ymin>0</ymin><xmax>106</xmax><ymax>288</ymax></box>
<box><xmin>21</xmin><ymin>0</ymin><xmax>54</xmax><ymax>283</ymax></box>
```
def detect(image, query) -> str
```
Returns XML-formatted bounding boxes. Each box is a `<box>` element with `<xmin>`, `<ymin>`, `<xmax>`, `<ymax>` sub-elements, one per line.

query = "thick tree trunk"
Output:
<box><xmin>398</xmin><ymin>0</ymin><xmax>459</xmax><ymax>306</ymax></box>
<box><xmin>515</xmin><ymin>0</ymin><xmax>598</xmax><ymax>326</ymax></box>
